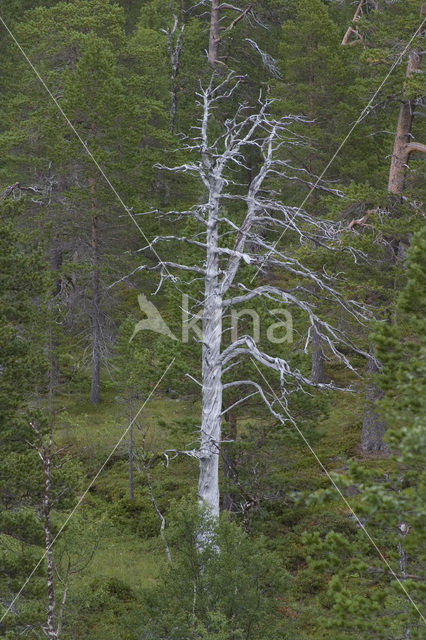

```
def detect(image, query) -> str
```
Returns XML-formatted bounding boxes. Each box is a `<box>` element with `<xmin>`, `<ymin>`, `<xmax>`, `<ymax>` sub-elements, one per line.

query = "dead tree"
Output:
<box><xmin>140</xmin><ymin>73</ymin><xmax>371</xmax><ymax>519</ymax></box>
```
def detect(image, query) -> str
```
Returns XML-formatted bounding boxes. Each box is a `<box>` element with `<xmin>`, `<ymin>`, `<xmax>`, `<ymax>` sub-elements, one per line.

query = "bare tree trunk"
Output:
<box><xmin>90</xmin><ymin>186</ymin><xmax>101</xmax><ymax>404</ymax></box>
<box><xmin>198</xmin><ymin>193</ymin><xmax>223</xmax><ymax>517</ymax></box>
<box><xmin>310</xmin><ymin>322</ymin><xmax>324</xmax><ymax>384</ymax></box>
<box><xmin>361</xmin><ymin>347</ymin><xmax>389</xmax><ymax>454</ymax></box>
<box><xmin>388</xmin><ymin>7</ymin><xmax>426</xmax><ymax>194</ymax></box>
<box><xmin>208</xmin><ymin>0</ymin><xmax>220</xmax><ymax>65</ymax></box>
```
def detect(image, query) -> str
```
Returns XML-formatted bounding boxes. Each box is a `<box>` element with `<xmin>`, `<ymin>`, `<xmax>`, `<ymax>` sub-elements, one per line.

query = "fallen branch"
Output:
<box><xmin>226</xmin><ymin>4</ymin><xmax>252</xmax><ymax>31</ymax></box>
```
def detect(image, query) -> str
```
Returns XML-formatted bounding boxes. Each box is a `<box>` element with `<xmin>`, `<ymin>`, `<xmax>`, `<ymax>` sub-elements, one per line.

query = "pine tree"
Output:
<box><xmin>0</xmin><ymin>198</ymin><xmax>47</xmax><ymax>635</ymax></box>
<box><xmin>302</xmin><ymin>227</ymin><xmax>426</xmax><ymax>639</ymax></box>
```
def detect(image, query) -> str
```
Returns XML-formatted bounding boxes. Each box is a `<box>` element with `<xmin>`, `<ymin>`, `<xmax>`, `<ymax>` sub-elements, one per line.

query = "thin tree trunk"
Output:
<box><xmin>47</xmin><ymin>244</ymin><xmax>62</xmax><ymax>413</ymax></box>
<box><xmin>208</xmin><ymin>0</ymin><xmax>220</xmax><ymax>65</ymax></box>
<box><xmin>65</xmin><ymin>249</ymin><xmax>79</xmax><ymax>330</ymax></box>
<box><xmin>90</xmin><ymin>184</ymin><xmax>101</xmax><ymax>404</ymax></box>
<box><xmin>164</xmin><ymin>8</ymin><xmax>184</xmax><ymax>134</ymax></box>
<box><xmin>41</xmin><ymin>431</ymin><xmax>57</xmax><ymax>640</ymax></box>
<box><xmin>44</xmin><ymin>458</ymin><xmax>56</xmax><ymax>639</ymax></box>
<box><xmin>55</xmin><ymin>564</ymin><xmax>71</xmax><ymax>640</ymax></box>
<box><xmin>129</xmin><ymin>392</ymin><xmax>134</xmax><ymax>501</ymax></box>
<box><xmin>145</xmin><ymin>463</ymin><xmax>173</xmax><ymax>567</ymax></box>
<box><xmin>310</xmin><ymin>322</ymin><xmax>324</xmax><ymax>384</ymax></box>
<box><xmin>50</xmin><ymin>245</ymin><xmax>63</xmax><ymax>298</ymax></box>
<box><xmin>29</xmin><ymin>421</ymin><xmax>57</xmax><ymax>638</ymax></box>
<box><xmin>360</xmin><ymin>346</ymin><xmax>389</xmax><ymax>454</ymax></box>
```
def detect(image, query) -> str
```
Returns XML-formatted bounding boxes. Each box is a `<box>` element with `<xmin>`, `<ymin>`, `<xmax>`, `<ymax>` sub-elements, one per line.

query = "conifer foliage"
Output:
<box><xmin>0</xmin><ymin>1</ymin><xmax>424</xmax><ymax>638</ymax></box>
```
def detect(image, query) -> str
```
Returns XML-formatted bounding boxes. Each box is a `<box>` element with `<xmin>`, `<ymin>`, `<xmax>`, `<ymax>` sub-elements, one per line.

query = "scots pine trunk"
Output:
<box><xmin>363</xmin><ymin>6</ymin><xmax>425</xmax><ymax>450</ymax></box>
<box><xmin>361</xmin><ymin>346</ymin><xmax>389</xmax><ymax>454</ymax></box>
<box><xmin>208</xmin><ymin>0</ymin><xmax>220</xmax><ymax>64</ymax></box>
<box><xmin>388</xmin><ymin>49</ymin><xmax>424</xmax><ymax>194</ymax></box>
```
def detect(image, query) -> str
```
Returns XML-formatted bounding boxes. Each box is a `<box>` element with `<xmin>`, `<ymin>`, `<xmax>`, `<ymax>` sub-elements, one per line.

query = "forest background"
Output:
<box><xmin>0</xmin><ymin>0</ymin><xmax>425</xmax><ymax>638</ymax></box>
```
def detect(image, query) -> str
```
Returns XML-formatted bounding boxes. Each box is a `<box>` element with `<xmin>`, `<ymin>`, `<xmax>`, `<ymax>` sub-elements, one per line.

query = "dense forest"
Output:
<box><xmin>0</xmin><ymin>0</ymin><xmax>425</xmax><ymax>638</ymax></box>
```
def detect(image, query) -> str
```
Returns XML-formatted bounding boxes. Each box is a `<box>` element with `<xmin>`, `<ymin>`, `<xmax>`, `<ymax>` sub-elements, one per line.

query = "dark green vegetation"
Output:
<box><xmin>0</xmin><ymin>1</ymin><xmax>425</xmax><ymax>638</ymax></box>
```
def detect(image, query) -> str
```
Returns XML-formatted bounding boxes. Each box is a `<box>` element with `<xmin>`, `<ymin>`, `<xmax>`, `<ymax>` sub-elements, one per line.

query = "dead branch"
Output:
<box><xmin>341</xmin><ymin>0</ymin><xmax>365</xmax><ymax>46</ymax></box>
<box><xmin>227</xmin><ymin>4</ymin><xmax>252</xmax><ymax>31</ymax></box>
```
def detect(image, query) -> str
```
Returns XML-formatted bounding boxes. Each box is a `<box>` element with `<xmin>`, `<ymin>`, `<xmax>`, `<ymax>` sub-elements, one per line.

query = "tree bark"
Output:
<box><xmin>362</xmin><ymin>5</ymin><xmax>425</xmax><ymax>451</ymax></box>
<box><xmin>208</xmin><ymin>0</ymin><xmax>221</xmax><ymax>65</ymax></box>
<box><xmin>198</xmin><ymin>192</ymin><xmax>223</xmax><ymax>517</ymax></box>
<box><xmin>388</xmin><ymin>92</ymin><xmax>416</xmax><ymax>195</ymax></box>
<box><xmin>90</xmin><ymin>185</ymin><xmax>101</xmax><ymax>404</ymax></box>
<box><xmin>388</xmin><ymin>7</ymin><xmax>426</xmax><ymax>194</ymax></box>
<box><xmin>360</xmin><ymin>347</ymin><xmax>389</xmax><ymax>454</ymax></box>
